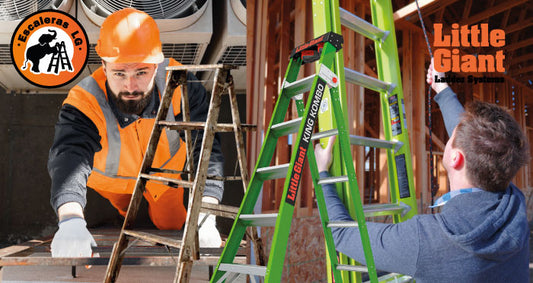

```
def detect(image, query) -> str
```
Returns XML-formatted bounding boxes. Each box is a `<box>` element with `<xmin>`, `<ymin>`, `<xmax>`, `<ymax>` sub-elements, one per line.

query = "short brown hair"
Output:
<box><xmin>453</xmin><ymin>101</ymin><xmax>529</xmax><ymax>192</ymax></box>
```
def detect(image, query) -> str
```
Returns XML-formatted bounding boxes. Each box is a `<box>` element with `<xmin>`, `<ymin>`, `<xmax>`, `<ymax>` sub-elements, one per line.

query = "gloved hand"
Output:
<box><xmin>51</xmin><ymin>217</ymin><xmax>97</xmax><ymax>257</ymax></box>
<box><xmin>198</xmin><ymin>212</ymin><xmax>222</xmax><ymax>248</ymax></box>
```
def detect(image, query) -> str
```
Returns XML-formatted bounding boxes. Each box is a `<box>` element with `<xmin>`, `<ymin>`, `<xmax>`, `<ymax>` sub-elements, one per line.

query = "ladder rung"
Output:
<box><xmin>282</xmin><ymin>75</ymin><xmax>315</xmax><ymax>97</ymax></box>
<box><xmin>256</xmin><ymin>164</ymin><xmax>289</xmax><ymax>180</ymax></box>
<box><xmin>364</xmin><ymin>273</ymin><xmax>413</xmax><ymax>283</ymax></box>
<box><xmin>345</xmin><ymin>67</ymin><xmax>395</xmax><ymax>94</ymax></box>
<box><xmin>310</xmin><ymin>129</ymin><xmax>402</xmax><ymax>152</ymax></box>
<box><xmin>123</xmin><ymin>230</ymin><xmax>181</xmax><ymax>248</ymax></box>
<box><xmin>239</xmin><ymin>213</ymin><xmax>278</xmax><ymax>227</ymax></box>
<box><xmin>271</xmin><ymin>117</ymin><xmax>302</xmax><ymax>137</ymax></box>
<box><xmin>166</xmin><ymin>64</ymin><xmax>237</xmax><ymax>72</ymax></box>
<box><xmin>201</xmin><ymin>203</ymin><xmax>240</xmax><ymax>219</ymax></box>
<box><xmin>207</xmin><ymin>175</ymin><xmax>243</xmax><ymax>181</ymax></box>
<box><xmin>140</xmin><ymin>173</ymin><xmax>194</xmax><ymax>188</ymax></box>
<box><xmin>349</xmin><ymin>135</ymin><xmax>402</xmax><ymax>152</ymax></box>
<box><xmin>339</xmin><ymin>8</ymin><xmax>389</xmax><ymax>42</ymax></box>
<box><xmin>218</xmin><ymin>263</ymin><xmax>267</xmax><ymax>277</ymax></box>
<box><xmin>328</xmin><ymin>221</ymin><xmax>358</xmax><ymax>228</ymax></box>
<box><xmin>159</xmin><ymin>121</ymin><xmax>256</xmax><ymax>132</ymax></box>
<box><xmin>318</xmin><ymin>175</ymin><xmax>348</xmax><ymax>185</ymax></box>
<box><xmin>337</xmin><ymin>264</ymin><xmax>369</xmax><ymax>273</ymax></box>
<box><xmin>363</xmin><ymin>203</ymin><xmax>406</xmax><ymax>217</ymax></box>
<box><xmin>311</xmin><ymin>129</ymin><xmax>338</xmax><ymax>141</ymax></box>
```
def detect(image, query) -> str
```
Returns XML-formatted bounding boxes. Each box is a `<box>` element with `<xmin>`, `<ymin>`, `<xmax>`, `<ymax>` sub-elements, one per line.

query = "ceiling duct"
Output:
<box><xmin>201</xmin><ymin>0</ymin><xmax>246</xmax><ymax>92</ymax></box>
<box><xmin>0</xmin><ymin>0</ymin><xmax>73</xmax><ymax>92</ymax></box>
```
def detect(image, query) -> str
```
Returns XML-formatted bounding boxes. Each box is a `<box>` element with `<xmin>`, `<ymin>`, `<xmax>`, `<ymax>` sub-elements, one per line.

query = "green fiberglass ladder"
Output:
<box><xmin>315</xmin><ymin>0</ymin><xmax>417</xmax><ymax>282</ymax></box>
<box><xmin>210</xmin><ymin>0</ymin><xmax>417</xmax><ymax>282</ymax></box>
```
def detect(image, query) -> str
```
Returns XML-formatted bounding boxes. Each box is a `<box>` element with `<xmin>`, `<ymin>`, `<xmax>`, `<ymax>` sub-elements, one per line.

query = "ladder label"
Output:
<box><xmin>286</xmin><ymin>78</ymin><xmax>327</xmax><ymax>205</ymax></box>
<box><xmin>395</xmin><ymin>154</ymin><xmax>411</xmax><ymax>198</ymax></box>
<box><xmin>389</xmin><ymin>95</ymin><xmax>402</xmax><ymax>136</ymax></box>
<box><xmin>318</xmin><ymin>64</ymin><xmax>339</xmax><ymax>88</ymax></box>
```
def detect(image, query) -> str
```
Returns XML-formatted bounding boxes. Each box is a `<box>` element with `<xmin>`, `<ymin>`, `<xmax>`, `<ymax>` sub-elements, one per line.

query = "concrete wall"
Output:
<box><xmin>0</xmin><ymin>90</ymin><xmax>67</xmax><ymax>247</ymax></box>
<box><xmin>0</xmin><ymin>86</ymin><xmax>246</xmax><ymax>247</ymax></box>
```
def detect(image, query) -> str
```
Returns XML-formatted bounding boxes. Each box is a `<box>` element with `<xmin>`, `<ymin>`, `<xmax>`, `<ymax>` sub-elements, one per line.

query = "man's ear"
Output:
<box><xmin>450</xmin><ymin>149</ymin><xmax>465</xmax><ymax>169</ymax></box>
<box><xmin>101</xmin><ymin>60</ymin><xmax>107</xmax><ymax>75</ymax></box>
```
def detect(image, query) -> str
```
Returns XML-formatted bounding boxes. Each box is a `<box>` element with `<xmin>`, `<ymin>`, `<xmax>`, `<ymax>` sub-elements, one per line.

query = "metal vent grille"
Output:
<box><xmin>87</xmin><ymin>43</ymin><xmax>202</xmax><ymax>65</ymax></box>
<box><xmin>217</xmin><ymin>45</ymin><xmax>246</xmax><ymax>66</ymax></box>
<box><xmin>82</xmin><ymin>0</ymin><xmax>207</xmax><ymax>19</ymax></box>
<box><xmin>0</xmin><ymin>45</ymin><xmax>11</xmax><ymax>64</ymax></box>
<box><xmin>0</xmin><ymin>0</ymin><xmax>54</xmax><ymax>21</ymax></box>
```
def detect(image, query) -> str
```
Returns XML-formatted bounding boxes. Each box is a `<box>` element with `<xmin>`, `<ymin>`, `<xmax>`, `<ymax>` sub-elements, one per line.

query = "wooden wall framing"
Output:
<box><xmin>247</xmin><ymin>0</ymin><xmax>533</xmax><ymax>219</ymax></box>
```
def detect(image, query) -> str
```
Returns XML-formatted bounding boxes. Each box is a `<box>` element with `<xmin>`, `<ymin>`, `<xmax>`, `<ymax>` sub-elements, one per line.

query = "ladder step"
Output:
<box><xmin>256</xmin><ymin>164</ymin><xmax>289</xmax><ymax>180</ymax></box>
<box><xmin>337</xmin><ymin>264</ymin><xmax>369</xmax><ymax>273</ymax></box>
<box><xmin>327</xmin><ymin>204</ymin><xmax>406</xmax><ymax>228</ymax></box>
<box><xmin>201</xmin><ymin>202</ymin><xmax>240</xmax><ymax>219</ymax></box>
<box><xmin>345</xmin><ymin>67</ymin><xmax>394</xmax><ymax>94</ymax></box>
<box><xmin>239</xmin><ymin>213</ymin><xmax>278</xmax><ymax>227</ymax></box>
<box><xmin>339</xmin><ymin>8</ymin><xmax>389</xmax><ymax>42</ymax></box>
<box><xmin>311</xmin><ymin>128</ymin><xmax>338</xmax><ymax>141</ymax></box>
<box><xmin>311</xmin><ymin>129</ymin><xmax>402</xmax><ymax>152</ymax></box>
<box><xmin>123</xmin><ymin>230</ymin><xmax>181</xmax><ymax>248</ymax></box>
<box><xmin>363</xmin><ymin>203</ymin><xmax>406</xmax><ymax>217</ymax></box>
<box><xmin>349</xmin><ymin>135</ymin><xmax>402</xmax><ymax>152</ymax></box>
<box><xmin>282</xmin><ymin>75</ymin><xmax>315</xmax><ymax>97</ymax></box>
<box><xmin>207</xmin><ymin>175</ymin><xmax>243</xmax><ymax>181</ymax></box>
<box><xmin>218</xmin><ymin>263</ymin><xmax>267</xmax><ymax>277</ymax></box>
<box><xmin>140</xmin><ymin>173</ymin><xmax>194</xmax><ymax>188</ymax></box>
<box><xmin>271</xmin><ymin>117</ymin><xmax>302</xmax><ymax>137</ymax></box>
<box><xmin>159</xmin><ymin>121</ymin><xmax>256</xmax><ymax>132</ymax></box>
<box><xmin>364</xmin><ymin>273</ymin><xmax>414</xmax><ymax>283</ymax></box>
<box><xmin>318</xmin><ymin>175</ymin><xmax>349</xmax><ymax>185</ymax></box>
<box><xmin>328</xmin><ymin>221</ymin><xmax>358</xmax><ymax>228</ymax></box>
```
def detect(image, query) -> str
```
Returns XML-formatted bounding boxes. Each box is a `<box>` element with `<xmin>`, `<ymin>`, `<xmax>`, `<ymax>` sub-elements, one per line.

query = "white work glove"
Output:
<box><xmin>51</xmin><ymin>217</ymin><xmax>96</xmax><ymax>257</ymax></box>
<box><xmin>198</xmin><ymin>196</ymin><xmax>222</xmax><ymax>248</ymax></box>
<box><xmin>198</xmin><ymin>212</ymin><xmax>222</xmax><ymax>248</ymax></box>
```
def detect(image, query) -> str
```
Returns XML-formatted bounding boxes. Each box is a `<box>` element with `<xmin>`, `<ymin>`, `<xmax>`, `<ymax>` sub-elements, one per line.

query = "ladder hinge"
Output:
<box><xmin>290</xmin><ymin>32</ymin><xmax>344</xmax><ymax>64</ymax></box>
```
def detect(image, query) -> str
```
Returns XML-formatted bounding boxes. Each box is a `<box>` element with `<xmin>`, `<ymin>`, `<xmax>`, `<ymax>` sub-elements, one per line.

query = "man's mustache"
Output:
<box><xmin>119</xmin><ymin>91</ymin><xmax>145</xmax><ymax>98</ymax></box>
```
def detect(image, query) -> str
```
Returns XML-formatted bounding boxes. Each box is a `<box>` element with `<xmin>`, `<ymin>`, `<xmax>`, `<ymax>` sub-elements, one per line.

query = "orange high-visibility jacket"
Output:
<box><xmin>63</xmin><ymin>58</ymin><xmax>186</xmax><ymax>201</ymax></box>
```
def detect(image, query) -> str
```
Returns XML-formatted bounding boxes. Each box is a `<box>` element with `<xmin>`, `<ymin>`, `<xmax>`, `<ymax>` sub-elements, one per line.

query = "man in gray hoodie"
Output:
<box><xmin>314</xmin><ymin>60</ymin><xmax>530</xmax><ymax>282</ymax></box>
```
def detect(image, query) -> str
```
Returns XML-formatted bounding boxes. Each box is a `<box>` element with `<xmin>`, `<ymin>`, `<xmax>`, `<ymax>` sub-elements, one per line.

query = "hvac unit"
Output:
<box><xmin>0</xmin><ymin>0</ymin><xmax>213</xmax><ymax>92</ymax></box>
<box><xmin>202</xmin><ymin>0</ymin><xmax>246</xmax><ymax>92</ymax></box>
<box><xmin>78</xmin><ymin>0</ymin><xmax>212</xmax><ymax>78</ymax></box>
<box><xmin>0</xmin><ymin>0</ymin><xmax>74</xmax><ymax>92</ymax></box>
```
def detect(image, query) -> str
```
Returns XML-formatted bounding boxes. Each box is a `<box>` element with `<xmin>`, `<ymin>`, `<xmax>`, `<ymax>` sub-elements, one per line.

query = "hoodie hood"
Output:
<box><xmin>435</xmin><ymin>184</ymin><xmax>528</xmax><ymax>260</ymax></box>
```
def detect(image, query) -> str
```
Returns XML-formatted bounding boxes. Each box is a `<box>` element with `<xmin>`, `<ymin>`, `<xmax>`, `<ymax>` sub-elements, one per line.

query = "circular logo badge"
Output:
<box><xmin>10</xmin><ymin>10</ymin><xmax>89</xmax><ymax>88</ymax></box>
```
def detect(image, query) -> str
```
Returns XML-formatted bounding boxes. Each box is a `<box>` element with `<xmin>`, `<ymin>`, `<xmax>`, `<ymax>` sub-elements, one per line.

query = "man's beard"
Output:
<box><xmin>110</xmin><ymin>90</ymin><xmax>152</xmax><ymax>115</ymax></box>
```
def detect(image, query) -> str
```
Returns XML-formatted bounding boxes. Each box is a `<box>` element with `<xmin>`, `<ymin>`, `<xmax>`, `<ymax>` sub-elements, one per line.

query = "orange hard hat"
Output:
<box><xmin>95</xmin><ymin>8</ymin><xmax>164</xmax><ymax>64</ymax></box>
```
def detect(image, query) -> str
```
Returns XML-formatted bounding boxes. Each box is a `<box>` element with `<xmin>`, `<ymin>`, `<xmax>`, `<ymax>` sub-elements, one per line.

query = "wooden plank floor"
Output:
<box><xmin>0</xmin><ymin>228</ymin><xmax>248</xmax><ymax>283</ymax></box>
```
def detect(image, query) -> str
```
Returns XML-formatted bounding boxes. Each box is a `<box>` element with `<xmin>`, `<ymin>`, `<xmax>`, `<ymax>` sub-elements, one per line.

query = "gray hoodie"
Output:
<box><xmin>320</xmin><ymin>87</ymin><xmax>529</xmax><ymax>282</ymax></box>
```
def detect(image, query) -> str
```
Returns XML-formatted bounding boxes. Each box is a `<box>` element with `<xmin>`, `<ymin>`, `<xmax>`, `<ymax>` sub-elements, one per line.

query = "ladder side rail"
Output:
<box><xmin>179</xmin><ymin>71</ymin><xmax>196</xmax><ymax>183</ymax></box>
<box><xmin>227</xmin><ymin>75</ymin><xmax>267</xmax><ymax>266</ymax></box>
<box><xmin>306</xmin><ymin>131</ymin><xmax>344</xmax><ymax>282</ymax></box>
<box><xmin>210</xmin><ymin>59</ymin><xmax>303</xmax><ymax>283</ymax></box>
<box><xmin>104</xmin><ymin>70</ymin><xmax>181</xmax><ymax>283</ymax></box>
<box><xmin>330</xmin><ymin>86</ymin><xmax>379</xmax><ymax>283</ymax></box>
<box><xmin>370</xmin><ymin>0</ymin><xmax>417</xmax><ymax>222</ymax></box>
<box><xmin>175</xmin><ymin>67</ymin><xmax>228</xmax><ymax>282</ymax></box>
<box><xmin>313</xmin><ymin>1</ymin><xmax>362</xmax><ymax>282</ymax></box>
<box><xmin>265</xmin><ymin>43</ymin><xmax>338</xmax><ymax>282</ymax></box>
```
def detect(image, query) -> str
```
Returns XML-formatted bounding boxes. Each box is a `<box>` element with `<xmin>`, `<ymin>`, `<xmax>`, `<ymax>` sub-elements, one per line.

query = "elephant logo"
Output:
<box><xmin>10</xmin><ymin>10</ymin><xmax>88</xmax><ymax>88</ymax></box>
<box><xmin>20</xmin><ymin>28</ymin><xmax>73</xmax><ymax>75</ymax></box>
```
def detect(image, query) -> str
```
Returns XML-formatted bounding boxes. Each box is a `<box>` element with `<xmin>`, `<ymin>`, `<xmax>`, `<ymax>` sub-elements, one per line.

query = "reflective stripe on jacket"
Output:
<box><xmin>63</xmin><ymin>58</ymin><xmax>186</xmax><ymax>201</ymax></box>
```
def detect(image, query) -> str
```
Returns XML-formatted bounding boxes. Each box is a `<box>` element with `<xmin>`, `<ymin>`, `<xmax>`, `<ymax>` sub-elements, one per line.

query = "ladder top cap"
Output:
<box><xmin>166</xmin><ymin>64</ymin><xmax>238</xmax><ymax>71</ymax></box>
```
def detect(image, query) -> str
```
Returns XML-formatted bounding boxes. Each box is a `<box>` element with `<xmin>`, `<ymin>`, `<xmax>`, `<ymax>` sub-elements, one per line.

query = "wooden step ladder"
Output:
<box><xmin>103</xmin><ymin>64</ymin><xmax>265</xmax><ymax>283</ymax></box>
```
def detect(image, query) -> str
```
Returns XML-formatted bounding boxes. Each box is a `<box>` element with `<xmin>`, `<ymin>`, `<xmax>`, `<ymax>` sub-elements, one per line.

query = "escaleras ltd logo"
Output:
<box><xmin>10</xmin><ymin>10</ymin><xmax>89</xmax><ymax>88</ymax></box>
